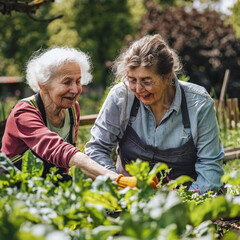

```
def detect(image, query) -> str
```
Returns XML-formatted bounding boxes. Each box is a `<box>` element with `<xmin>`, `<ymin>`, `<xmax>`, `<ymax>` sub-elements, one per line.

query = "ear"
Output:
<box><xmin>163</xmin><ymin>72</ymin><xmax>173</xmax><ymax>81</ymax></box>
<box><xmin>167</xmin><ymin>72</ymin><xmax>173</xmax><ymax>80</ymax></box>
<box><xmin>38</xmin><ymin>83</ymin><xmax>48</xmax><ymax>93</ymax></box>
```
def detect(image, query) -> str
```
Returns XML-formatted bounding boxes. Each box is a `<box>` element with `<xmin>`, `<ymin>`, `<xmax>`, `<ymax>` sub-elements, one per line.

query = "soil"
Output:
<box><xmin>214</xmin><ymin>217</ymin><xmax>240</xmax><ymax>234</ymax></box>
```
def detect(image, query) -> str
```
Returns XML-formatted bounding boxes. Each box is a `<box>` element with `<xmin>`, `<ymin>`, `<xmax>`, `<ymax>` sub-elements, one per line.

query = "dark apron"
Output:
<box><xmin>117</xmin><ymin>85</ymin><xmax>198</xmax><ymax>188</ymax></box>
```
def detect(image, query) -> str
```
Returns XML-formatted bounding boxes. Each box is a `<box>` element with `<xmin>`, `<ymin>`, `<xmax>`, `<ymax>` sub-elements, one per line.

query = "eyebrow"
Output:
<box><xmin>127</xmin><ymin>76</ymin><xmax>152</xmax><ymax>81</ymax></box>
<box><xmin>62</xmin><ymin>75</ymin><xmax>82</xmax><ymax>81</ymax></box>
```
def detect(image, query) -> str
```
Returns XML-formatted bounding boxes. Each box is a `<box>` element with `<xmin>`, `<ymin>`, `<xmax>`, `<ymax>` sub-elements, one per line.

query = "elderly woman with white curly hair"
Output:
<box><xmin>0</xmin><ymin>47</ymin><xmax>121</xmax><ymax>182</ymax></box>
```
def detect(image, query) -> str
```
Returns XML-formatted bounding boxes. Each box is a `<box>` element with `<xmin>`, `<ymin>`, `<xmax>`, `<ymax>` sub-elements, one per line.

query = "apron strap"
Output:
<box><xmin>180</xmin><ymin>85</ymin><xmax>191</xmax><ymax>129</ymax></box>
<box><xmin>130</xmin><ymin>96</ymin><xmax>140</xmax><ymax>117</ymax></box>
<box><xmin>35</xmin><ymin>93</ymin><xmax>47</xmax><ymax>126</ymax></box>
<box><xmin>68</xmin><ymin>107</ymin><xmax>75</xmax><ymax>146</ymax></box>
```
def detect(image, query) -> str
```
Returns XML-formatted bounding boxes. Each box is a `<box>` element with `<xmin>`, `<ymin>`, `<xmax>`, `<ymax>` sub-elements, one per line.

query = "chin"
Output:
<box><xmin>62</xmin><ymin>102</ymin><xmax>74</xmax><ymax>109</ymax></box>
<box><xmin>139</xmin><ymin>96</ymin><xmax>152</xmax><ymax>104</ymax></box>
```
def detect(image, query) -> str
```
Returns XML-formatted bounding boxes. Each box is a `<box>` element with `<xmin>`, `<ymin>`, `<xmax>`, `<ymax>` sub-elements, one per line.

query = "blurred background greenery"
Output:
<box><xmin>0</xmin><ymin>0</ymin><xmax>240</xmax><ymax>115</ymax></box>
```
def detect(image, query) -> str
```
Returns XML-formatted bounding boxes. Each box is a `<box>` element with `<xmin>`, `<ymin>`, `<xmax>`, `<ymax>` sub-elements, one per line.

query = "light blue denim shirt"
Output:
<box><xmin>85</xmin><ymin>78</ymin><xmax>225</xmax><ymax>194</ymax></box>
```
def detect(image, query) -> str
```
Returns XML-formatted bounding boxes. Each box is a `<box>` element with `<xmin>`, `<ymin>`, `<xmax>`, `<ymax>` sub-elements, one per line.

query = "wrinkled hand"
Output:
<box><xmin>115</xmin><ymin>174</ymin><xmax>159</xmax><ymax>190</ymax></box>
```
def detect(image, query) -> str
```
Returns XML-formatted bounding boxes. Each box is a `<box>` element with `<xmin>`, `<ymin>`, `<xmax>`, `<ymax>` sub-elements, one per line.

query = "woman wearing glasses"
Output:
<box><xmin>85</xmin><ymin>34</ymin><xmax>224</xmax><ymax>194</ymax></box>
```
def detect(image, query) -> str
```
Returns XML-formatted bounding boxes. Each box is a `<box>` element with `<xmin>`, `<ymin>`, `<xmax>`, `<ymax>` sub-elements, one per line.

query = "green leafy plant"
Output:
<box><xmin>0</xmin><ymin>152</ymin><xmax>240</xmax><ymax>240</ymax></box>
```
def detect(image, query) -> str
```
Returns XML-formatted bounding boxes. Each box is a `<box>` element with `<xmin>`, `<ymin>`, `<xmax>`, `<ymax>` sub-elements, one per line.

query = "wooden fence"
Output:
<box><xmin>214</xmin><ymin>98</ymin><xmax>239</xmax><ymax>130</ymax></box>
<box><xmin>214</xmin><ymin>69</ymin><xmax>239</xmax><ymax>130</ymax></box>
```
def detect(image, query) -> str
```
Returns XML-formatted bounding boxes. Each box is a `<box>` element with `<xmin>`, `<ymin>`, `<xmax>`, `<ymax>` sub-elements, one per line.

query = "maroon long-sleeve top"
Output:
<box><xmin>1</xmin><ymin>101</ymin><xmax>80</xmax><ymax>169</ymax></box>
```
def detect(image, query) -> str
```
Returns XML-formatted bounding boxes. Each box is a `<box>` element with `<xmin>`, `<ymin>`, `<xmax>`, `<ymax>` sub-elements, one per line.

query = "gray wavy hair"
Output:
<box><xmin>26</xmin><ymin>46</ymin><xmax>92</xmax><ymax>92</ymax></box>
<box><xmin>112</xmin><ymin>34</ymin><xmax>181</xmax><ymax>81</ymax></box>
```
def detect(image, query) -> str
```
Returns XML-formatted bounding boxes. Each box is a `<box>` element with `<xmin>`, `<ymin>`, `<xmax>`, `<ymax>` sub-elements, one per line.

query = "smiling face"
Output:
<box><xmin>127</xmin><ymin>66</ymin><xmax>171</xmax><ymax>108</ymax></box>
<box><xmin>41</xmin><ymin>62</ymin><xmax>82</xmax><ymax>110</ymax></box>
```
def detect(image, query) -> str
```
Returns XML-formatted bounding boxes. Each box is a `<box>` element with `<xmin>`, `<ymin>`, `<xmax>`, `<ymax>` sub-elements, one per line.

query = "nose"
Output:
<box><xmin>70</xmin><ymin>82</ymin><xmax>82</xmax><ymax>94</ymax></box>
<box><xmin>135</xmin><ymin>82</ymin><xmax>144</xmax><ymax>93</ymax></box>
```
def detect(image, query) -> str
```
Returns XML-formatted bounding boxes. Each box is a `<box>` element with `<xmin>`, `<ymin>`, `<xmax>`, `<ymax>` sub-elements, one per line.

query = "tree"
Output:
<box><xmin>48</xmin><ymin>0</ymin><xmax>134</xmax><ymax>87</ymax></box>
<box><xmin>0</xmin><ymin>0</ymin><xmax>134</xmax><ymax>89</ymax></box>
<box><xmin>231</xmin><ymin>0</ymin><xmax>240</xmax><ymax>38</ymax></box>
<box><xmin>0</xmin><ymin>0</ymin><xmax>62</xmax><ymax>22</ymax></box>
<box><xmin>0</xmin><ymin>4</ymin><xmax>51</xmax><ymax>76</ymax></box>
<box><xmin>138</xmin><ymin>0</ymin><xmax>240</xmax><ymax>98</ymax></box>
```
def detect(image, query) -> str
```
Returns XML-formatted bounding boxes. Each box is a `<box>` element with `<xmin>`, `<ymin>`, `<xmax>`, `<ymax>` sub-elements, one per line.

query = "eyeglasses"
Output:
<box><xmin>126</xmin><ymin>78</ymin><xmax>155</xmax><ymax>90</ymax></box>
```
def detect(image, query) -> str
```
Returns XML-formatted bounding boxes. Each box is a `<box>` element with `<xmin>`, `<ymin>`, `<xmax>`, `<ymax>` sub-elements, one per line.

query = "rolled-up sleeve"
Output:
<box><xmin>85</xmin><ymin>84</ymin><xmax>128</xmax><ymax>172</ymax></box>
<box><xmin>189</xmin><ymin>98</ymin><xmax>224</xmax><ymax>194</ymax></box>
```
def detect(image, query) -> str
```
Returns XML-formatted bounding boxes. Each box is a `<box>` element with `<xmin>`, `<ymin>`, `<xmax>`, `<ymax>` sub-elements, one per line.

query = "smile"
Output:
<box><xmin>140</xmin><ymin>93</ymin><xmax>151</xmax><ymax>98</ymax></box>
<box><xmin>64</xmin><ymin>96</ymin><xmax>76</xmax><ymax>100</ymax></box>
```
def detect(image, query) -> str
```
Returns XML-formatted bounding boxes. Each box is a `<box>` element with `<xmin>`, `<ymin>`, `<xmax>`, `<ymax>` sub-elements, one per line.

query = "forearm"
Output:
<box><xmin>192</xmin><ymin>99</ymin><xmax>224</xmax><ymax>194</ymax></box>
<box><xmin>68</xmin><ymin>152</ymin><xmax>118</xmax><ymax>181</ymax></box>
<box><xmin>189</xmin><ymin>157</ymin><xmax>224</xmax><ymax>194</ymax></box>
<box><xmin>85</xmin><ymin>140</ymin><xmax>117</xmax><ymax>171</ymax></box>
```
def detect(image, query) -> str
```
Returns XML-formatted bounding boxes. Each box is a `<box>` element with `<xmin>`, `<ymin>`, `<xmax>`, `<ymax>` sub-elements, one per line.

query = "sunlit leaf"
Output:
<box><xmin>22</xmin><ymin>151</ymin><xmax>43</xmax><ymax>178</ymax></box>
<box><xmin>167</xmin><ymin>175</ymin><xmax>194</xmax><ymax>189</ymax></box>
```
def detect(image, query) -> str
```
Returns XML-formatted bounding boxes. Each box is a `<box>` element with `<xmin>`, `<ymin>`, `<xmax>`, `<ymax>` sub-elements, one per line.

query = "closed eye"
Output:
<box><xmin>142</xmin><ymin>80</ymin><xmax>153</xmax><ymax>86</ymax></box>
<box><xmin>128</xmin><ymin>78</ymin><xmax>137</xmax><ymax>84</ymax></box>
<box><xmin>63</xmin><ymin>80</ymin><xmax>71</xmax><ymax>85</ymax></box>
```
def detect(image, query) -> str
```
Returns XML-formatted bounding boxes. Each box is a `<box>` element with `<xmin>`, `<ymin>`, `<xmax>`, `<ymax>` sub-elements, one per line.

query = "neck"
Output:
<box><xmin>40</xmin><ymin>92</ymin><xmax>66</xmax><ymax>128</ymax></box>
<box><xmin>151</xmin><ymin>85</ymin><xmax>176</xmax><ymax>126</ymax></box>
<box><xmin>152</xmin><ymin>85</ymin><xmax>175</xmax><ymax>111</ymax></box>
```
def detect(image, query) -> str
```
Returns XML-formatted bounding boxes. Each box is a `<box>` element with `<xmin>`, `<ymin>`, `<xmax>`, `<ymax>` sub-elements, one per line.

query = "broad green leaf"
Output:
<box><xmin>22</xmin><ymin>151</ymin><xmax>43</xmax><ymax>178</ymax></box>
<box><xmin>167</xmin><ymin>175</ymin><xmax>194</xmax><ymax>189</ymax></box>
<box><xmin>91</xmin><ymin>175</ymin><xmax>120</xmax><ymax>200</ymax></box>
<box><xmin>87</xmin><ymin>206</ymin><xmax>110</xmax><ymax>228</ymax></box>
<box><xmin>91</xmin><ymin>225</ymin><xmax>121</xmax><ymax>240</ymax></box>
<box><xmin>149</xmin><ymin>162</ymin><xmax>168</xmax><ymax>176</ymax></box>
<box><xmin>222</xmin><ymin>230</ymin><xmax>240</xmax><ymax>240</ymax></box>
<box><xmin>157</xmin><ymin>224</ymin><xmax>179</xmax><ymax>240</ymax></box>
<box><xmin>125</xmin><ymin>159</ymin><xmax>150</xmax><ymax>181</ymax></box>
<box><xmin>83</xmin><ymin>190</ymin><xmax>121</xmax><ymax>210</ymax></box>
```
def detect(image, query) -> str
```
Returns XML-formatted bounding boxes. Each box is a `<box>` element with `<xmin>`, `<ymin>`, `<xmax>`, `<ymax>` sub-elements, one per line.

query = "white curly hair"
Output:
<box><xmin>26</xmin><ymin>46</ymin><xmax>92</xmax><ymax>92</ymax></box>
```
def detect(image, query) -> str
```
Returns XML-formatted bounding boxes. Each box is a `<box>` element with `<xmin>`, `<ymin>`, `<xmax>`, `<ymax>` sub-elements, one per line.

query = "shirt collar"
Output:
<box><xmin>170</xmin><ymin>77</ymin><xmax>182</xmax><ymax>114</ymax></box>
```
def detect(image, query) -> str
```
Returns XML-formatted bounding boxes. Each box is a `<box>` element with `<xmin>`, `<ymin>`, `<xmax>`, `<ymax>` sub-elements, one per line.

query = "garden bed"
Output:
<box><xmin>215</xmin><ymin>217</ymin><xmax>240</xmax><ymax>233</ymax></box>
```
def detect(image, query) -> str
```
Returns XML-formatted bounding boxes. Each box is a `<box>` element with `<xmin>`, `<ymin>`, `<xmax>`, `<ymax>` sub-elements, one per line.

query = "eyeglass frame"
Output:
<box><xmin>124</xmin><ymin>76</ymin><xmax>156</xmax><ymax>91</ymax></box>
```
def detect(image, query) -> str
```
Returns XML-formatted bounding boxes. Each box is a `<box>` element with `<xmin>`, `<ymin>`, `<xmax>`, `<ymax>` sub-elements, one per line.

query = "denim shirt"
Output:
<box><xmin>85</xmin><ymin>79</ymin><xmax>225</xmax><ymax>194</ymax></box>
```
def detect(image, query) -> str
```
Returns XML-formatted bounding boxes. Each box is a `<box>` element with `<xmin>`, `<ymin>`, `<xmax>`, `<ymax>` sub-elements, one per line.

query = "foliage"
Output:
<box><xmin>0</xmin><ymin>152</ymin><xmax>240</xmax><ymax>239</ymax></box>
<box><xmin>0</xmin><ymin>0</ymin><xmax>134</xmax><ymax>89</ymax></box>
<box><xmin>78</xmin><ymin>87</ymin><xmax>104</xmax><ymax>116</ymax></box>
<box><xmin>0</xmin><ymin>4</ymin><xmax>51</xmax><ymax>76</ymax></box>
<box><xmin>46</xmin><ymin>0</ymin><xmax>134</xmax><ymax>88</ymax></box>
<box><xmin>138</xmin><ymin>1</ymin><xmax>240</xmax><ymax>99</ymax></box>
<box><xmin>77</xmin><ymin>125</ymin><xmax>92</xmax><ymax>151</ymax></box>
<box><xmin>220</xmin><ymin>128</ymin><xmax>240</xmax><ymax>148</ymax></box>
<box><xmin>231</xmin><ymin>0</ymin><xmax>240</xmax><ymax>38</ymax></box>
